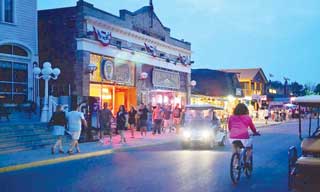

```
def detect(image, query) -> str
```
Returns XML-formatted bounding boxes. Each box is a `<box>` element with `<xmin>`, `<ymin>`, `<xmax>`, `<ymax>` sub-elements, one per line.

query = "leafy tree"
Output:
<box><xmin>314</xmin><ymin>83</ymin><xmax>320</xmax><ymax>95</ymax></box>
<box><xmin>290</xmin><ymin>81</ymin><xmax>304</xmax><ymax>96</ymax></box>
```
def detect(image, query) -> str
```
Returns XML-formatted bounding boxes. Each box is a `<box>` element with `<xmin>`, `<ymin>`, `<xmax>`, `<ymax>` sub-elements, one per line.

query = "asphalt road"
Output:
<box><xmin>0</xmin><ymin>120</ymin><xmax>314</xmax><ymax>192</ymax></box>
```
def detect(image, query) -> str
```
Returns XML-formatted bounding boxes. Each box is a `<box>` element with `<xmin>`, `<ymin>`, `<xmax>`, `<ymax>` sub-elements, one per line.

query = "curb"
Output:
<box><xmin>0</xmin><ymin>139</ymin><xmax>176</xmax><ymax>173</ymax></box>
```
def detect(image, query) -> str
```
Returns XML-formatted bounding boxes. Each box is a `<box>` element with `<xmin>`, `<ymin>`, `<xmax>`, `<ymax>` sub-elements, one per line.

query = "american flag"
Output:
<box><xmin>144</xmin><ymin>43</ymin><xmax>156</xmax><ymax>57</ymax></box>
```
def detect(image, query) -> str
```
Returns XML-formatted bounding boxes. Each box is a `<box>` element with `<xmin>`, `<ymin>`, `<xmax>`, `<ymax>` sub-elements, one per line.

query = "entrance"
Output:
<box><xmin>89</xmin><ymin>83</ymin><xmax>136</xmax><ymax>114</ymax></box>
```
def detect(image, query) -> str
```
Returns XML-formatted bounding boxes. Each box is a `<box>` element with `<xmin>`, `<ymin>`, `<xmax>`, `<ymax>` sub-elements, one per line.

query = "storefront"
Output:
<box><xmin>140</xmin><ymin>65</ymin><xmax>189</xmax><ymax>107</ymax></box>
<box><xmin>89</xmin><ymin>53</ymin><xmax>136</xmax><ymax>113</ymax></box>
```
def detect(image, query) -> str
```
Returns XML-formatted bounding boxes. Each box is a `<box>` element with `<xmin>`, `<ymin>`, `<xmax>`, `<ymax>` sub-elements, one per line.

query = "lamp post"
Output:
<box><xmin>33</xmin><ymin>62</ymin><xmax>60</xmax><ymax>122</ymax></box>
<box><xmin>139</xmin><ymin>72</ymin><xmax>148</xmax><ymax>104</ymax></box>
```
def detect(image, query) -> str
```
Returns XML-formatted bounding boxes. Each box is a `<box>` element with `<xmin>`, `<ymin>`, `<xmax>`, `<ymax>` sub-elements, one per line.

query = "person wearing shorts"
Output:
<box><xmin>228</xmin><ymin>103</ymin><xmax>260</xmax><ymax>161</ymax></box>
<box><xmin>66</xmin><ymin>104</ymin><xmax>87</xmax><ymax>154</ymax></box>
<box><xmin>162</xmin><ymin>105</ymin><xmax>172</xmax><ymax>133</ymax></box>
<box><xmin>172</xmin><ymin>104</ymin><xmax>182</xmax><ymax>134</ymax></box>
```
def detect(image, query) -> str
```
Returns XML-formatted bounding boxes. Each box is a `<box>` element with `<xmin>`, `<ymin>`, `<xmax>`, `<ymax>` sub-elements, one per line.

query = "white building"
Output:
<box><xmin>0</xmin><ymin>0</ymin><xmax>38</xmax><ymax>103</ymax></box>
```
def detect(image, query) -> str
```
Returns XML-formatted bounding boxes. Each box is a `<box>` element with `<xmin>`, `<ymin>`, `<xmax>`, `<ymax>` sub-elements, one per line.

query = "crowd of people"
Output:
<box><xmin>49</xmin><ymin>102</ymin><xmax>185</xmax><ymax>155</ymax></box>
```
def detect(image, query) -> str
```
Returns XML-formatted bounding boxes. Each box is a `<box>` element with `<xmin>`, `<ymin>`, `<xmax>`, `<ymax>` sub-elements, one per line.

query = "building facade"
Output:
<box><xmin>38</xmin><ymin>0</ymin><xmax>192</xmax><ymax>113</ymax></box>
<box><xmin>0</xmin><ymin>0</ymin><xmax>38</xmax><ymax>103</ymax></box>
<box><xmin>222</xmin><ymin>68</ymin><xmax>268</xmax><ymax>98</ymax></box>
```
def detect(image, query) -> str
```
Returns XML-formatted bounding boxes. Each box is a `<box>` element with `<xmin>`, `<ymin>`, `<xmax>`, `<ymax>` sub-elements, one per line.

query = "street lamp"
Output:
<box><xmin>33</xmin><ymin>62</ymin><xmax>60</xmax><ymax>122</ymax></box>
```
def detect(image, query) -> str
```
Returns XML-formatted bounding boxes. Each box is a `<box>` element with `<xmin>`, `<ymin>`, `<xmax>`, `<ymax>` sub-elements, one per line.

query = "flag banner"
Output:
<box><xmin>144</xmin><ymin>43</ymin><xmax>157</xmax><ymax>57</ymax></box>
<box><xmin>178</xmin><ymin>54</ymin><xmax>190</xmax><ymax>66</ymax></box>
<box><xmin>93</xmin><ymin>26</ymin><xmax>112</xmax><ymax>46</ymax></box>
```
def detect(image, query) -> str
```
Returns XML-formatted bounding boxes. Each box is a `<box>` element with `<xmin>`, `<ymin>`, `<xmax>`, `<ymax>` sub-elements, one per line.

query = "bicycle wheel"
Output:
<box><xmin>244</xmin><ymin>154</ymin><xmax>253</xmax><ymax>178</ymax></box>
<box><xmin>230</xmin><ymin>153</ymin><xmax>241</xmax><ymax>184</ymax></box>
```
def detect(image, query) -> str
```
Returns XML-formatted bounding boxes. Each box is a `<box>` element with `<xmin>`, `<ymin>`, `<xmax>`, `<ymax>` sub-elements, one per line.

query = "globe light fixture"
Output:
<box><xmin>33</xmin><ymin>62</ymin><xmax>60</xmax><ymax>122</ymax></box>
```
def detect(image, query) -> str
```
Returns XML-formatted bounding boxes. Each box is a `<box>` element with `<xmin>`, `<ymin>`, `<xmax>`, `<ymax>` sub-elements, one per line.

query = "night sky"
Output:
<box><xmin>38</xmin><ymin>0</ymin><xmax>320</xmax><ymax>85</ymax></box>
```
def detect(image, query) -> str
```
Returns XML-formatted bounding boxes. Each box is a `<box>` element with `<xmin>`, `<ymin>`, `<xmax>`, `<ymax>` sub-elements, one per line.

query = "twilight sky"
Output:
<box><xmin>38</xmin><ymin>0</ymin><xmax>320</xmax><ymax>84</ymax></box>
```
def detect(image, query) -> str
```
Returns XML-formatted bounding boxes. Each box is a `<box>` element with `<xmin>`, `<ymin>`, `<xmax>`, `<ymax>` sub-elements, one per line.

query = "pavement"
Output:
<box><xmin>1</xmin><ymin>119</ymin><xmax>315</xmax><ymax>192</ymax></box>
<box><xmin>0</xmin><ymin>130</ymin><xmax>178</xmax><ymax>173</ymax></box>
<box><xmin>0</xmin><ymin>119</ymin><xmax>292</xmax><ymax>174</ymax></box>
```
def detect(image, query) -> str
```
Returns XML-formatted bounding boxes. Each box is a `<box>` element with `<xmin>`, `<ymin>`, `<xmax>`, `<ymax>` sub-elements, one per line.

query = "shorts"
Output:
<box><xmin>70</xmin><ymin>131</ymin><xmax>81</xmax><ymax>140</ymax></box>
<box><xmin>264</xmin><ymin>117</ymin><xmax>269</xmax><ymax>120</ymax></box>
<box><xmin>52</xmin><ymin>125</ymin><xmax>65</xmax><ymax>136</ymax></box>
<box><xmin>163</xmin><ymin>119</ymin><xmax>171</xmax><ymax>128</ymax></box>
<box><xmin>173</xmin><ymin>118</ymin><xmax>180</xmax><ymax>125</ymax></box>
<box><xmin>229</xmin><ymin>138</ymin><xmax>252</xmax><ymax>148</ymax></box>
<box><xmin>139</xmin><ymin>119</ymin><xmax>147</xmax><ymax>128</ymax></box>
<box><xmin>101</xmin><ymin>124</ymin><xmax>111</xmax><ymax>135</ymax></box>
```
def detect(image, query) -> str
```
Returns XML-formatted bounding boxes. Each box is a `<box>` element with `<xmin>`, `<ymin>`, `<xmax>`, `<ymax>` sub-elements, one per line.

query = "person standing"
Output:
<box><xmin>138</xmin><ymin>103</ymin><xmax>148</xmax><ymax>136</ymax></box>
<box><xmin>264</xmin><ymin>108</ymin><xmax>269</xmax><ymax>125</ymax></box>
<box><xmin>66</xmin><ymin>104</ymin><xmax>87</xmax><ymax>154</ymax></box>
<box><xmin>128</xmin><ymin>105</ymin><xmax>137</xmax><ymax>138</ymax></box>
<box><xmin>152</xmin><ymin>104</ymin><xmax>163</xmax><ymax>135</ymax></box>
<box><xmin>172</xmin><ymin>104</ymin><xmax>182</xmax><ymax>134</ymax></box>
<box><xmin>162</xmin><ymin>105</ymin><xmax>172</xmax><ymax>133</ymax></box>
<box><xmin>50</xmin><ymin>105</ymin><xmax>67</xmax><ymax>154</ymax></box>
<box><xmin>98</xmin><ymin>102</ymin><xmax>113</xmax><ymax>144</ymax></box>
<box><xmin>116</xmin><ymin>105</ymin><xmax>127</xmax><ymax>143</ymax></box>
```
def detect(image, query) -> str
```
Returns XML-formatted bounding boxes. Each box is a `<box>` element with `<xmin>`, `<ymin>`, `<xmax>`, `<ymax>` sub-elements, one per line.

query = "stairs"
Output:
<box><xmin>0</xmin><ymin>122</ymin><xmax>61</xmax><ymax>154</ymax></box>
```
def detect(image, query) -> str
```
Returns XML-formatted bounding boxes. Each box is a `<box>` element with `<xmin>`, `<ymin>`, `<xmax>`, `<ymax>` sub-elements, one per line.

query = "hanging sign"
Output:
<box><xmin>93</xmin><ymin>26</ymin><xmax>112</xmax><ymax>46</ymax></box>
<box><xmin>152</xmin><ymin>68</ymin><xmax>180</xmax><ymax>90</ymax></box>
<box><xmin>101</xmin><ymin>59</ymin><xmax>114</xmax><ymax>80</ymax></box>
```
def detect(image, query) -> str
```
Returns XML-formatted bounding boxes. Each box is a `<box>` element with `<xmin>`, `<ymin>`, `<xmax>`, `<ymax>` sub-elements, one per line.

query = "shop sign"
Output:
<box><xmin>101</xmin><ymin>58</ymin><xmax>133</xmax><ymax>85</ymax></box>
<box><xmin>101</xmin><ymin>59</ymin><xmax>114</xmax><ymax>80</ymax></box>
<box><xmin>235</xmin><ymin>88</ymin><xmax>242</xmax><ymax>96</ymax></box>
<box><xmin>114</xmin><ymin>63</ymin><xmax>132</xmax><ymax>84</ymax></box>
<box><xmin>152</xmin><ymin>68</ymin><xmax>180</xmax><ymax>90</ymax></box>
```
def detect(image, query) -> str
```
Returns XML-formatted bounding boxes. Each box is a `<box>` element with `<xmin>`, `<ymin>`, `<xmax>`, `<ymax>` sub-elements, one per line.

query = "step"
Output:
<box><xmin>0</xmin><ymin>144</ymin><xmax>51</xmax><ymax>155</ymax></box>
<box><xmin>0</xmin><ymin>134</ymin><xmax>55</xmax><ymax>145</ymax></box>
<box><xmin>0</xmin><ymin>139</ymin><xmax>57</xmax><ymax>151</ymax></box>
<box><xmin>0</xmin><ymin>129</ymin><xmax>50</xmax><ymax>138</ymax></box>
<box><xmin>0</xmin><ymin>124</ymin><xmax>47</xmax><ymax>132</ymax></box>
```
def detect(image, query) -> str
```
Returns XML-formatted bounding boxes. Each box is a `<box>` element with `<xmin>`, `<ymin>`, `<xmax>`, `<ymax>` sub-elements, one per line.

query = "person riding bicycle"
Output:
<box><xmin>228</xmin><ymin>103</ymin><xmax>260</xmax><ymax>164</ymax></box>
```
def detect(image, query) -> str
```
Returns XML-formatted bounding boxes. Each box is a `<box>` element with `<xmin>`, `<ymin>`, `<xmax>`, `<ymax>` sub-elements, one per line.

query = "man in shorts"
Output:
<box><xmin>172</xmin><ymin>104</ymin><xmax>182</xmax><ymax>134</ymax></box>
<box><xmin>98</xmin><ymin>102</ymin><xmax>113</xmax><ymax>144</ymax></box>
<box><xmin>66</xmin><ymin>104</ymin><xmax>87</xmax><ymax>154</ymax></box>
<box><xmin>162</xmin><ymin>105</ymin><xmax>172</xmax><ymax>133</ymax></box>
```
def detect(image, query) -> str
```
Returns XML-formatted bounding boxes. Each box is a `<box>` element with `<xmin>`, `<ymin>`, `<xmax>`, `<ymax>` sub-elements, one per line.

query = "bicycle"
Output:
<box><xmin>230</xmin><ymin>133</ymin><xmax>260</xmax><ymax>184</ymax></box>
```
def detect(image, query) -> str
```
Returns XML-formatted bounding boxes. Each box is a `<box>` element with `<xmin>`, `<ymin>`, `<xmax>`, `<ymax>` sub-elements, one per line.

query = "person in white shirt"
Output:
<box><xmin>66</xmin><ymin>104</ymin><xmax>87</xmax><ymax>154</ymax></box>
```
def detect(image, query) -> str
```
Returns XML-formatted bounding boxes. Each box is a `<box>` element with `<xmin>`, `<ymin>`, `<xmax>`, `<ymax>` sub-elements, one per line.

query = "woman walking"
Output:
<box><xmin>138</xmin><ymin>103</ymin><xmax>149</xmax><ymax>136</ymax></box>
<box><xmin>128</xmin><ymin>105</ymin><xmax>137</xmax><ymax>138</ymax></box>
<box><xmin>50</xmin><ymin>105</ymin><xmax>67</xmax><ymax>154</ymax></box>
<box><xmin>117</xmin><ymin>105</ymin><xmax>127</xmax><ymax>143</ymax></box>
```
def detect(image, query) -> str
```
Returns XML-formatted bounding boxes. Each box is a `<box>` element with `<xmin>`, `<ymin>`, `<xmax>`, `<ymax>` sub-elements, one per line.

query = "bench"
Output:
<box><xmin>0</xmin><ymin>106</ymin><xmax>10</xmax><ymax>121</ymax></box>
<box><xmin>301</xmin><ymin>138</ymin><xmax>320</xmax><ymax>156</ymax></box>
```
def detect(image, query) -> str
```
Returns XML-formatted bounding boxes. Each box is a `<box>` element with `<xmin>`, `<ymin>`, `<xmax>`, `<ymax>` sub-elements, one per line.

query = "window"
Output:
<box><xmin>0</xmin><ymin>44</ymin><xmax>28</xmax><ymax>57</ymax></box>
<box><xmin>0</xmin><ymin>60</ymin><xmax>28</xmax><ymax>103</ymax></box>
<box><xmin>3</xmin><ymin>0</ymin><xmax>14</xmax><ymax>23</ymax></box>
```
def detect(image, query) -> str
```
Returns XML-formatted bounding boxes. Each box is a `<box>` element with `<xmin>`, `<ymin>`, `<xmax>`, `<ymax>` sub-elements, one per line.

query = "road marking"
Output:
<box><xmin>0</xmin><ymin>140</ymin><xmax>176</xmax><ymax>173</ymax></box>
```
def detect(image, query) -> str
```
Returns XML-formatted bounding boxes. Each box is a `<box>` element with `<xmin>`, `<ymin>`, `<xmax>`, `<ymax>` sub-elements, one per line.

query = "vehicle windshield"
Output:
<box><xmin>184</xmin><ymin>108</ymin><xmax>212</xmax><ymax>128</ymax></box>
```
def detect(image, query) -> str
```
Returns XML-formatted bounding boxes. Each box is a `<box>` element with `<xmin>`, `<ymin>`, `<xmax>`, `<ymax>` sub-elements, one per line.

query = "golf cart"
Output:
<box><xmin>181</xmin><ymin>104</ymin><xmax>227</xmax><ymax>149</ymax></box>
<box><xmin>288</xmin><ymin>95</ymin><xmax>320</xmax><ymax>191</ymax></box>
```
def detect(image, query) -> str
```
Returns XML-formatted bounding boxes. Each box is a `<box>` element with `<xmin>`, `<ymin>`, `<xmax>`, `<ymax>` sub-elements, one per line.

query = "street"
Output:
<box><xmin>0</xmin><ymin>121</ymin><xmax>309</xmax><ymax>192</ymax></box>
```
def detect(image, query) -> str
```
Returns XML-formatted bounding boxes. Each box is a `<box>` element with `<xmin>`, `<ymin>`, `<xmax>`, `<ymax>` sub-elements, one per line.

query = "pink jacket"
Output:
<box><xmin>228</xmin><ymin>115</ymin><xmax>257</xmax><ymax>139</ymax></box>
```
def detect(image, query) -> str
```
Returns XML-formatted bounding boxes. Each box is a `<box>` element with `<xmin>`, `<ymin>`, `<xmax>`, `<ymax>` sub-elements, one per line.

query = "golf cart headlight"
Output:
<box><xmin>183</xmin><ymin>131</ymin><xmax>191</xmax><ymax>138</ymax></box>
<box><xmin>201</xmin><ymin>130</ymin><xmax>210</xmax><ymax>138</ymax></box>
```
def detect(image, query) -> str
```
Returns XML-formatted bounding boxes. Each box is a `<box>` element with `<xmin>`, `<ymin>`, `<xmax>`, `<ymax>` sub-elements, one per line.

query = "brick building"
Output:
<box><xmin>38</xmin><ymin>0</ymin><xmax>192</xmax><ymax>112</ymax></box>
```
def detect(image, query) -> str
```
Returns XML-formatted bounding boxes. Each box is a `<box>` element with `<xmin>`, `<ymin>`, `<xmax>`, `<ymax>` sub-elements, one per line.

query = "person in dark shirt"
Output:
<box><xmin>138</xmin><ymin>103</ymin><xmax>148</xmax><ymax>136</ymax></box>
<box><xmin>128</xmin><ymin>105</ymin><xmax>137</xmax><ymax>138</ymax></box>
<box><xmin>116</xmin><ymin>105</ymin><xmax>128</xmax><ymax>144</ymax></box>
<box><xmin>162</xmin><ymin>105</ymin><xmax>172</xmax><ymax>133</ymax></box>
<box><xmin>49</xmin><ymin>105</ymin><xmax>67</xmax><ymax>154</ymax></box>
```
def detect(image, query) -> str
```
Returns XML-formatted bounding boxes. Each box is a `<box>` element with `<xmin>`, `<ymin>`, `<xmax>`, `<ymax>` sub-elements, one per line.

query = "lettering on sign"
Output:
<box><xmin>152</xmin><ymin>68</ymin><xmax>180</xmax><ymax>90</ymax></box>
<box><xmin>115</xmin><ymin>63</ymin><xmax>132</xmax><ymax>84</ymax></box>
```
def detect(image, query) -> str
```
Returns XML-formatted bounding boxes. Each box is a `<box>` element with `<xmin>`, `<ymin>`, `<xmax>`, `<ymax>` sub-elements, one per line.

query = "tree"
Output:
<box><xmin>314</xmin><ymin>83</ymin><xmax>320</xmax><ymax>95</ymax></box>
<box><xmin>290</xmin><ymin>81</ymin><xmax>304</xmax><ymax>96</ymax></box>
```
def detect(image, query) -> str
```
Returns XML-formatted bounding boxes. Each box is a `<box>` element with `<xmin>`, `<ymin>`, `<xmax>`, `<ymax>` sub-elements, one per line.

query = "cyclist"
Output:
<box><xmin>228</xmin><ymin>103</ymin><xmax>260</xmax><ymax>165</ymax></box>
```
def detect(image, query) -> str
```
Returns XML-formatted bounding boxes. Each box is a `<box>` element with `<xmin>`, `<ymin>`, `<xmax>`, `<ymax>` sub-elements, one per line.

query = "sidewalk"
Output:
<box><xmin>0</xmin><ymin>130</ymin><xmax>178</xmax><ymax>173</ymax></box>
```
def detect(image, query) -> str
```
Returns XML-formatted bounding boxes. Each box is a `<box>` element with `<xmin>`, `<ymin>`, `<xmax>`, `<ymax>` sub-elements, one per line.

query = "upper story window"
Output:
<box><xmin>0</xmin><ymin>44</ymin><xmax>28</xmax><ymax>57</ymax></box>
<box><xmin>0</xmin><ymin>0</ymin><xmax>14</xmax><ymax>23</ymax></box>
